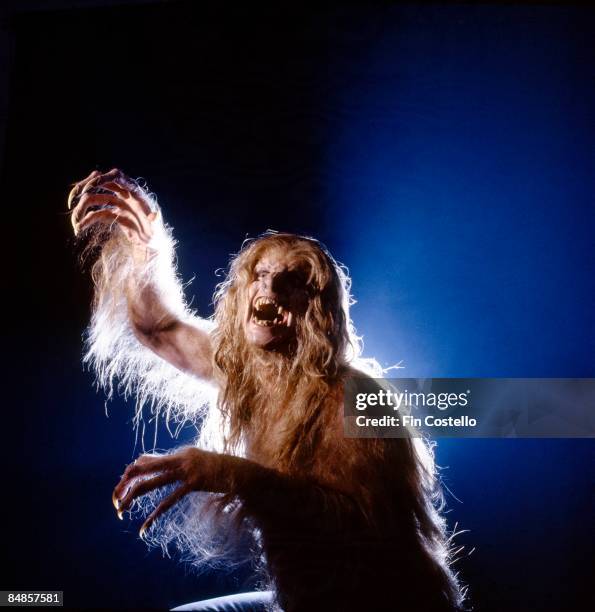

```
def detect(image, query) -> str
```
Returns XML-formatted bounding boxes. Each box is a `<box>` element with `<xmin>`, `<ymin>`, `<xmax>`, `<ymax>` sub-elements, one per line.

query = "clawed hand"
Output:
<box><xmin>68</xmin><ymin>168</ymin><xmax>158</xmax><ymax>246</ymax></box>
<box><xmin>112</xmin><ymin>447</ymin><xmax>227</xmax><ymax>537</ymax></box>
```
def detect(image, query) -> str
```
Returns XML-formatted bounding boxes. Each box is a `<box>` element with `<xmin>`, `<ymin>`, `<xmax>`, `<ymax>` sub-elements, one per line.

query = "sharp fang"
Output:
<box><xmin>255</xmin><ymin>296</ymin><xmax>277</xmax><ymax>307</ymax></box>
<box><xmin>287</xmin><ymin>312</ymin><xmax>293</xmax><ymax>327</ymax></box>
<box><xmin>277</xmin><ymin>306</ymin><xmax>283</xmax><ymax>315</ymax></box>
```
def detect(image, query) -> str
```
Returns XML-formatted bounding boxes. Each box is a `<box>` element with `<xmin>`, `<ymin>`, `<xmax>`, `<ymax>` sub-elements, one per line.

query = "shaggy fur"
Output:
<box><xmin>81</xmin><ymin>194</ymin><xmax>465</xmax><ymax>610</ymax></box>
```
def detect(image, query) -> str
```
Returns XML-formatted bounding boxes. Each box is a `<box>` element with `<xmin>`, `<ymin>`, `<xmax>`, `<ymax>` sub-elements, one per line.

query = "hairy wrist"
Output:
<box><xmin>130</xmin><ymin>243</ymin><xmax>158</xmax><ymax>267</ymax></box>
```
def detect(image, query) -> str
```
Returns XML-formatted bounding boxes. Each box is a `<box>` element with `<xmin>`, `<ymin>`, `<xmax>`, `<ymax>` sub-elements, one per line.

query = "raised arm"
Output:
<box><xmin>124</xmin><ymin>274</ymin><xmax>213</xmax><ymax>380</ymax></box>
<box><xmin>70</xmin><ymin>169</ymin><xmax>213</xmax><ymax>380</ymax></box>
<box><xmin>69</xmin><ymin>169</ymin><xmax>217</xmax><ymax>424</ymax></box>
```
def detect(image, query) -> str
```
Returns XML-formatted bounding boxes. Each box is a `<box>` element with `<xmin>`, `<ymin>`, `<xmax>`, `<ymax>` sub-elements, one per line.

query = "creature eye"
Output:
<box><xmin>289</xmin><ymin>272</ymin><xmax>302</xmax><ymax>285</ymax></box>
<box><xmin>286</xmin><ymin>270</ymin><xmax>308</xmax><ymax>288</ymax></box>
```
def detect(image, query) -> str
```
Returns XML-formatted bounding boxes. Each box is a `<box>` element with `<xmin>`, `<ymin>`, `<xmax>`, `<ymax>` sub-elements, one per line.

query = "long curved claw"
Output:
<box><xmin>68</xmin><ymin>170</ymin><xmax>99</xmax><ymax>209</ymax></box>
<box><xmin>111</xmin><ymin>451</ymin><xmax>194</xmax><ymax>535</ymax></box>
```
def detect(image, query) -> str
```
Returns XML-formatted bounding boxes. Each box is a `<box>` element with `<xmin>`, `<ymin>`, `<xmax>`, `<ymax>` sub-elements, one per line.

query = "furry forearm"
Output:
<box><xmin>224</xmin><ymin>455</ymin><xmax>363</xmax><ymax>531</ymax></box>
<box><xmin>126</xmin><ymin>271</ymin><xmax>180</xmax><ymax>342</ymax></box>
<box><xmin>84</xmin><ymin>215</ymin><xmax>216</xmax><ymax>429</ymax></box>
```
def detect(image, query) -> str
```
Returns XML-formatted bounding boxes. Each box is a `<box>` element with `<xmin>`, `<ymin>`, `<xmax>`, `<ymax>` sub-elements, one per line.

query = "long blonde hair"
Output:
<box><xmin>83</xmin><ymin>221</ymin><xmax>464</xmax><ymax>605</ymax></box>
<box><xmin>211</xmin><ymin>232</ymin><xmax>362</xmax><ymax>471</ymax></box>
<box><xmin>210</xmin><ymin>233</ymin><xmax>465</xmax><ymax>607</ymax></box>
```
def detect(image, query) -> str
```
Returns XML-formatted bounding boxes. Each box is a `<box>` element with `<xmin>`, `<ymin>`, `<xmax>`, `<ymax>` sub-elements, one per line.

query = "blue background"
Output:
<box><xmin>1</xmin><ymin>3</ymin><xmax>593</xmax><ymax>610</ymax></box>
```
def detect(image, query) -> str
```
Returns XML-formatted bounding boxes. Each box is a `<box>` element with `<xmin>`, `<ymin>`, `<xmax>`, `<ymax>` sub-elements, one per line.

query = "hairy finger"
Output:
<box><xmin>94</xmin><ymin>168</ymin><xmax>135</xmax><ymax>189</ymax></box>
<box><xmin>83</xmin><ymin>169</ymin><xmax>148</xmax><ymax>203</ymax></box>
<box><xmin>98</xmin><ymin>181</ymin><xmax>157</xmax><ymax>232</ymax></box>
<box><xmin>133</xmin><ymin>453</ymin><xmax>184</xmax><ymax>474</ymax></box>
<box><xmin>74</xmin><ymin>186</ymin><xmax>155</xmax><ymax>235</ymax></box>
<box><xmin>77</xmin><ymin>206</ymin><xmax>153</xmax><ymax>244</ymax></box>
<box><xmin>75</xmin><ymin>169</ymin><xmax>133</xmax><ymax>206</ymax></box>
<box><xmin>98</xmin><ymin>179</ymin><xmax>154</xmax><ymax>215</ymax></box>
<box><xmin>113</xmin><ymin>454</ymin><xmax>183</xmax><ymax>507</ymax></box>
<box><xmin>76</xmin><ymin>208</ymin><xmax>148</xmax><ymax>241</ymax></box>
<box><xmin>139</xmin><ymin>485</ymin><xmax>190</xmax><ymax>538</ymax></box>
<box><xmin>73</xmin><ymin>193</ymin><xmax>153</xmax><ymax>241</ymax></box>
<box><xmin>78</xmin><ymin>170</ymin><xmax>120</xmax><ymax>199</ymax></box>
<box><xmin>71</xmin><ymin>192</ymin><xmax>121</xmax><ymax>228</ymax></box>
<box><xmin>87</xmin><ymin>180</ymin><xmax>131</xmax><ymax>199</ymax></box>
<box><xmin>69</xmin><ymin>174</ymin><xmax>113</xmax><ymax>210</ymax></box>
<box><xmin>117</xmin><ymin>472</ymin><xmax>180</xmax><ymax>517</ymax></box>
<box><xmin>67</xmin><ymin>169</ymin><xmax>100</xmax><ymax>209</ymax></box>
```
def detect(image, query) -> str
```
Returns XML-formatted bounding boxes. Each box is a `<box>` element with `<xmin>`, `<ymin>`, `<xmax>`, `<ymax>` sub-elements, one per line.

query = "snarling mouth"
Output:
<box><xmin>251</xmin><ymin>296</ymin><xmax>291</xmax><ymax>327</ymax></box>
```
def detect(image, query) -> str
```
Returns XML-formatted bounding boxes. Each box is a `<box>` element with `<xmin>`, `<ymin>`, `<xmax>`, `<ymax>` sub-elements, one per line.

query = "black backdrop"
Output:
<box><xmin>1</xmin><ymin>3</ymin><xmax>593</xmax><ymax>611</ymax></box>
